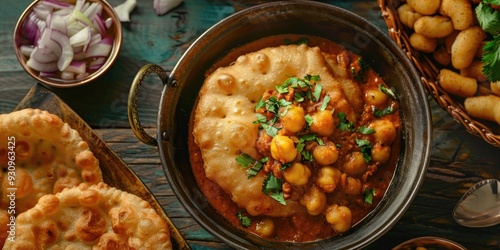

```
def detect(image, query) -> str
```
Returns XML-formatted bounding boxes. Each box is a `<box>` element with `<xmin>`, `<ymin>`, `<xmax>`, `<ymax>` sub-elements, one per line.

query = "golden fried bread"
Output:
<box><xmin>0</xmin><ymin>109</ymin><xmax>103</xmax><ymax>215</ymax></box>
<box><xmin>3</xmin><ymin>182</ymin><xmax>172</xmax><ymax>249</ymax></box>
<box><xmin>193</xmin><ymin>44</ymin><xmax>355</xmax><ymax>217</ymax></box>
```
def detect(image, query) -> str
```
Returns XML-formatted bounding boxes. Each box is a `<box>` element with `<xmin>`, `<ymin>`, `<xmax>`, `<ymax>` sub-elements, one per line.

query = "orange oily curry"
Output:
<box><xmin>190</xmin><ymin>36</ymin><xmax>400</xmax><ymax>242</ymax></box>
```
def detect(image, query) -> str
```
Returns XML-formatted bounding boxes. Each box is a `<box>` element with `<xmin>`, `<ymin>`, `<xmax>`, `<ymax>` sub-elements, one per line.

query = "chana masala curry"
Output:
<box><xmin>189</xmin><ymin>34</ymin><xmax>401</xmax><ymax>242</ymax></box>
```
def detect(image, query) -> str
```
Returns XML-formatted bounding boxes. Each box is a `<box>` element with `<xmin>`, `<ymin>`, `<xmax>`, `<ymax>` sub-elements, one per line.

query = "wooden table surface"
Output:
<box><xmin>1</xmin><ymin>0</ymin><xmax>500</xmax><ymax>249</ymax></box>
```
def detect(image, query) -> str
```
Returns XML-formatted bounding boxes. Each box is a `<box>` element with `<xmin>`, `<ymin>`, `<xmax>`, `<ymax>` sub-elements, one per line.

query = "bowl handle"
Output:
<box><xmin>128</xmin><ymin>63</ymin><xmax>168</xmax><ymax>146</ymax></box>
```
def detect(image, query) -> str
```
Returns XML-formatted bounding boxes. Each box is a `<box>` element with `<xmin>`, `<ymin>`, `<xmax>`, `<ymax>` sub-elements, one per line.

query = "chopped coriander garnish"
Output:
<box><xmin>255</xmin><ymin>98</ymin><xmax>265</xmax><ymax>111</ymax></box>
<box><xmin>378</xmin><ymin>84</ymin><xmax>397</xmax><ymax>99</ymax></box>
<box><xmin>236</xmin><ymin>212</ymin><xmax>252</xmax><ymax>227</ymax></box>
<box><xmin>351</xmin><ymin>57</ymin><xmax>369</xmax><ymax>83</ymax></box>
<box><xmin>284</xmin><ymin>37</ymin><xmax>309</xmax><ymax>45</ymax></box>
<box><xmin>320</xmin><ymin>95</ymin><xmax>330</xmax><ymax>111</ymax></box>
<box><xmin>337</xmin><ymin>112</ymin><xmax>355</xmax><ymax>132</ymax></box>
<box><xmin>355</xmin><ymin>139</ymin><xmax>372</xmax><ymax>163</ymax></box>
<box><xmin>236</xmin><ymin>153</ymin><xmax>255</xmax><ymax>168</ymax></box>
<box><xmin>280</xmin><ymin>162</ymin><xmax>292</xmax><ymax>171</ymax></box>
<box><xmin>296</xmin><ymin>134</ymin><xmax>323</xmax><ymax>162</ymax></box>
<box><xmin>304</xmin><ymin>74</ymin><xmax>321</xmax><ymax>82</ymax></box>
<box><xmin>236</xmin><ymin>153</ymin><xmax>268</xmax><ymax>178</ymax></box>
<box><xmin>294</xmin><ymin>93</ymin><xmax>305</xmax><ymax>102</ymax></box>
<box><xmin>312</xmin><ymin>83</ymin><xmax>322</xmax><ymax>102</ymax></box>
<box><xmin>363</xmin><ymin>188</ymin><xmax>375</xmax><ymax>204</ymax></box>
<box><xmin>253</xmin><ymin>113</ymin><xmax>267</xmax><ymax>124</ymax></box>
<box><xmin>261</xmin><ymin>123</ymin><xmax>279</xmax><ymax>137</ymax></box>
<box><xmin>373</xmin><ymin>105</ymin><xmax>396</xmax><ymax>118</ymax></box>
<box><xmin>359</xmin><ymin>126</ymin><xmax>375</xmax><ymax>135</ymax></box>
<box><xmin>262</xmin><ymin>173</ymin><xmax>285</xmax><ymax>205</ymax></box>
<box><xmin>305</xmin><ymin>114</ymin><xmax>314</xmax><ymax>127</ymax></box>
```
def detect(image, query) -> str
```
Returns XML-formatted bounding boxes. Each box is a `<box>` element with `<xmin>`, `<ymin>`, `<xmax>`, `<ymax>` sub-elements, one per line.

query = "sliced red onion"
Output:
<box><xmin>27</xmin><ymin>58</ymin><xmax>58</xmax><ymax>72</ymax></box>
<box><xmin>75</xmin><ymin>0</ymin><xmax>85</xmax><ymax>11</ymax></box>
<box><xmin>48</xmin><ymin>14</ymin><xmax>67</xmax><ymax>34</ymax></box>
<box><xmin>31</xmin><ymin>46</ymin><xmax>58</xmax><ymax>63</ymax></box>
<box><xmin>23</xmin><ymin>12</ymin><xmax>39</xmax><ymax>43</ymax></box>
<box><xmin>61</xmin><ymin>71</ymin><xmax>74</xmax><ymax>80</ymax></box>
<box><xmin>76</xmin><ymin>72</ymin><xmax>89</xmax><ymax>79</ymax></box>
<box><xmin>93</xmin><ymin>14</ymin><xmax>106</xmax><ymax>36</ymax></box>
<box><xmin>66</xmin><ymin>61</ymin><xmax>86</xmax><ymax>74</ymax></box>
<box><xmin>48</xmin><ymin>28</ymin><xmax>74</xmax><ymax>70</ymax></box>
<box><xmin>40</xmin><ymin>0</ymin><xmax>71</xmax><ymax>9</ymax></box>
<box><xmin>85</xmin><ymin>41</ymin><xmax>111</xmax><ymax>58</ymax></box>
<box><xmin>89</xmin><ymin>57</ymin><xmax>105</xmax><ymax>70</ymax></box>
<box><xmin>39</xmin><ymin>28</ymin><xmax>62</xmax><ymax>56</ymax></box>
<box><xmin>20</xmin><ymin>0</ymin><xmax>115</xmax><ymax>81</ymax></box>
<box><xmin>104</xmin><ymin>17</ymin><xmax>113</xmax><ymax>29</ymax></box>
<box><xmin>20</xmin><ymin>45</ymin><xmax>34</xmax><ymax>57</ymax></box>
<box><xmin>69</xmin><ymin>26</ymin><xmax>91</xmax><ymax>47</ymax></box>
<box><xmin>40</xmin><ymin>71</ymin><xmax>57</xmax><ymax>77</ymax></box>
<box><xmin>83</xmin><ymin>2</ymin><xmax>101</xmax><ymax>21</ymax></box>
<box><xmin>33</xmin><ymin>4</ymin><xmax>52</xmax><ymax>20</ymax></box>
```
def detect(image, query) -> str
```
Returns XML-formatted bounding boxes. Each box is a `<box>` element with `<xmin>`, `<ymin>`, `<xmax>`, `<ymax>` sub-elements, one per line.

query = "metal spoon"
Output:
<box><xmin>453</xmin><ymin>179</ymin><xmax>500</xmax><ymax>227</ymax></box>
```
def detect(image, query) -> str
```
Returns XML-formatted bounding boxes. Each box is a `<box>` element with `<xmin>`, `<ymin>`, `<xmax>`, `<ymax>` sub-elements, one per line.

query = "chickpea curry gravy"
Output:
<box><xmin>189</xmin><ymin>34</ymin><xmax>401</xmax><ymax>242</ymax></box>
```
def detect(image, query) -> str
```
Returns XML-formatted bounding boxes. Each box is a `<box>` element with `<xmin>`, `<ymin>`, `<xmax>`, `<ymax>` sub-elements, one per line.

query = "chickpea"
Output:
<box><xmin>343</xmin><ymin>152</ymin><xmax>368</xmax><ymax>177</ymax></box>
<box><xmin>371</xmin><ymin>143</ymin><xmax>391</xmax><ymax>164</ymax></box>
<box><xmin>281</xmin><ymin>105</ymin><xmax>306</xmax><ymax>133</ymax></box>
<box><xmin>344</xmin><ymin>177</ymin><xmax>362</xmax><ymax>195</ymax></box>
<box><xmin>365</xmin><ymin>88</ymin><xmax>389</xmax><ymax>106</ymax></box>
<box><xmin>300</xmin><ymin>186</ymin><xmax>327</xmax><ymax>216</ymax></box>
<box><xmin>309</xmin><ymin>110</ymin><xmax>335</xmax><ymax>137</ymax></box>
<box><xmin>270</xmin><ymin>135</ymin><xmax>297</xmax><ymax>163</ymax></box>
<box><xmin>369</xmin><ymin>119</ymin><xmax>397</xmax><ymax>145</ymax></box>
<box><xmin>283</xmin><ymin>162</ymin><xmax>311</xmax><ymax>186</ymax></box>
<box><xmin>312</xmin><ymin>142</ymin><xmax>339</xmax><ymax>166</ymax></box>
<box><xmin>316</xmin><ymin>167</ymin><xmax>342</xmax><ymax>193</ymax></box>
<box><xmin>255</xmin><ymin>218</ymin><xmax>275</xmax><ymax>238</ymax></box>
<box><xmin>325</xmin><ymin>204</ymin><xmax>352</xmax><ymax>233</ymax></box>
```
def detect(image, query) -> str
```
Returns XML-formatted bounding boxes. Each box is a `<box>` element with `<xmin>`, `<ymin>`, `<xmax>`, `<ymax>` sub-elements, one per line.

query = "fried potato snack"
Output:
<box><xmin>3</xmin><ymin>182</ymin><xmax>172</xmax><ymax>249</ymax></box>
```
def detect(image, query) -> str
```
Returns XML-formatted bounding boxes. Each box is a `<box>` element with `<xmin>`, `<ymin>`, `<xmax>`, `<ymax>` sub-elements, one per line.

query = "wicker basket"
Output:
<box><xmin>378</xmin><ymin>0</ymin><xmax>500</xmax><ymax>147</ymax></box>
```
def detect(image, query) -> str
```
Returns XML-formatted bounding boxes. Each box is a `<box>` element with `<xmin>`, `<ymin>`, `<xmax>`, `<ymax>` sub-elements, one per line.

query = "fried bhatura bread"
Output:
<box><xmin>193</xmin><ymin>44</ymin><xmax>356</xmax><ymax>217</ymax></box>
<box><xmin>0</xmin><ymin>108</ymin><xmax>103</xmax><ymax>214</ymax></box>
<box><xmin>3</xmin><ymin>182</ymin><xmax>172</xmax><ymax>249</ymax></box>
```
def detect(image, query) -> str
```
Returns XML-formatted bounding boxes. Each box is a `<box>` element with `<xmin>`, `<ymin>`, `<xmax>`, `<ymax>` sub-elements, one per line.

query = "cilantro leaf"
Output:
<box><xmin>337</xmin><ymin>112</ymin><xmax>355</xmax><ymax>132</ymax></box>
<box><xmin>284</xmin><ymin>37</ymin><xmax>309</xmax><ymax>45</ymax></box>
<box><xmin>253</xmin><ymin>113</ymin><xmax>267</xmax><ymax>124</ymax></box>
<box><xmin>351</xmin><ymin>57</ymin><xmax>369</xmax><ymax>83</ymax></box>
<box><xmin>236</xmin><ymin>153</ymin><xmax>255</xmax><ymax>168</ymax></box>
<box><xmin>262</xmin><ymin>173</ymin><xmax>286</xmax><ymax>205</ymax></box>
<box><xmin>261</xmin><ymin>123</ymin><xmax>279</xmax><ymax>137</ymax></box>
<box><xmin>255</xmin><ymin>98</ymin><xmax>265</xmax><ymax>111</ymax></box>
<box><xmin>378</xmin><ymin>84</ymin><xmax>397</xmax><ymax>99</ymax></box>
<box><xmin>359</xmin><ymin>126</ymin><xmax>375</xmax><ymax>135</ymax></box>
<box><xmin>305</xmin><ymin>114</ymin><xmax>314</xmax><ymax>127</ymax></box>
<box><xmin>313</xmin><ymin>83</ymin><xmax>323</xmax><ymax>102</ymax></box>
<box><xmin>482</xmin><ymin>35</ymin><xmax>500</xmax><ymax>82</ymax></box>
<box><xmin>320</xmin><ymin>95</ymin><xmax>331</xmax><ymax>111</ymax></box>
<box><xmin>236</xmin><ymin>212</ymin><xmax>252</xmax><ymax>227</ymax></box>
<box><xmin>355</xmin><ymin>138</ymin><xmax>372</xmax><ymax>163</ymax></box>
<box><xmin>373</xmin><ymin>105</ymin><xmax>396</xmax><ymax>118</ymax></box>
<box><xmin>363</xmin><ymin>188</ymin><xmax>375</xmax><ymax>204</ymax></box>
<box><xmin>294</xmin><ymin>92</ymin><xmax>305</xmax><ymax>102</ymax></box>
<box><xmin>236</xmin><ymin>154</ymin><xmax>268</xmax><ymax>178</ymax></box>
<box><xmin>476</xmin><ymin>2</ymin><xmax>500</xmax><ymax>35</ymax></box>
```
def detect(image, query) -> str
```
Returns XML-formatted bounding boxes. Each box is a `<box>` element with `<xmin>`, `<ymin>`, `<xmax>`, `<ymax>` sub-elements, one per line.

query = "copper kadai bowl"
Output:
<box><xmin>127</xmin><ymin>1</ymin><xmax>432</xmax><ymax>249</ymax></box>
